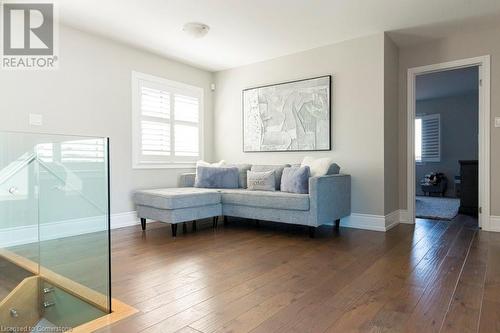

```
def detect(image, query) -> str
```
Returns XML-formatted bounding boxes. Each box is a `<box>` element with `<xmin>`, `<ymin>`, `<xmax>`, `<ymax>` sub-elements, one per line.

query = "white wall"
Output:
<box><xmin>213</xmin><ymin>34</ymin><xmax>387</xmax><ymax>215</ymax></box>
<box><xmin>384</xmin><ymin>35</ymin><xmax>400</xmax><ymax>215</ymax></box>
<box><xmin>0</xmin><ymin>25</ymin><xmax>214</xmax><ymax>214</ymax></box>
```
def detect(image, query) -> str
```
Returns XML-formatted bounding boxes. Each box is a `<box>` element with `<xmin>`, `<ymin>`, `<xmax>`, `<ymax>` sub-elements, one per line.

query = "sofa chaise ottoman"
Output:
<box><xmin>133</xmin><ymin>164</ymin><xmax>351</xmax><ymax>238</ymax></box>
<box><xmin>133</xmin><ymin>187</ymin><xmax>221</xmax><ymax>237</ymax></box>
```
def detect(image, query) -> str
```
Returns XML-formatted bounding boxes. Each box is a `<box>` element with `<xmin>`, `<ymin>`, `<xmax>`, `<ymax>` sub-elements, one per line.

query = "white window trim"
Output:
<box><xmin>407</xmin><ymin>55</ymin><xmax>490</xmax><ymax>230</ymax></box>
<box><xmin>131</xmin><ymin>71</ymin><xmax>204</xmax><ymax>169</ymax></box>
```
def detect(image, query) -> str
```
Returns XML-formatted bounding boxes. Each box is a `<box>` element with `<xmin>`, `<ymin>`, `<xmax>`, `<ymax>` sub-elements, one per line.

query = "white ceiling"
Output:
<box><xmin>416</xmin><ymin>66</ymin><xmax>479</xmax><ymax>101</ymax></box>
<box><xmin>56</xmin><ymin>0</ymin><xmax>500</xmax><ymax>71</ymax></box>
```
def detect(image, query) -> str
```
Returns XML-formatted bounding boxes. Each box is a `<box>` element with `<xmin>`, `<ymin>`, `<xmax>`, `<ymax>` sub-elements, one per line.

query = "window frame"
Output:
<box><xmin>131</xmin><ymin>71</ymin><xmax>204</xmax><ymax>169</ymax></box>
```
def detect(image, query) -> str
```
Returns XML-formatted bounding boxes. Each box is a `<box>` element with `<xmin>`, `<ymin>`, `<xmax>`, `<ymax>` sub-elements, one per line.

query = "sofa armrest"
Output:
<box><xmin>179</xmin><ymin>173</ymin><xmax>196</xmax><ymax>187</ymax></box>
<box><xmin>309</xmin><ymin>174</ymin><xmax>351</xmax><ymax>226</ymax></box>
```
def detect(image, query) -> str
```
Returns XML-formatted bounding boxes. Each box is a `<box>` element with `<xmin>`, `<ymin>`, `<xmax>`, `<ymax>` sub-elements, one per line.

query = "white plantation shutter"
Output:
<box><xmin>174</xmin><ymin>94</ymin><xmax>199</xmax><ymax>157</ymax></box>
<box><xmin>174</xmin><ymin>94</ymin><xmax>199</xmax><ymax>122</ymax></box>
<box><xmin>132</xmin><ymin>72</ymin><xmax>203</xmax><ymax>168</ymax></box>
<box><xmin>175</xmin><ymin>124</ymin><xmax>199</xmax><ymax>156</ymax></box>
<box><xmin>420</xmin><ymin>114</ymin><xmax>441</xmax><ymax>162</ymax></box>
<box><xmin>141</xmin><ymin>120</ymin><xmax>170</xmax><ymax>156</ymax></box>
<box><xmin>141</xmin><ymin>87</ymin><xmax>170</xmax><ymax>119</ymax></box>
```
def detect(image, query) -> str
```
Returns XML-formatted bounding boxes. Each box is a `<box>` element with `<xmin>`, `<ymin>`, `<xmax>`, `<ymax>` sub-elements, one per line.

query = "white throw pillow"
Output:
<box><xmin>301</xmin><ymin>156</ymin><xmax>333</xmax><ymax>177</ymax></box>
<box><xmin>196</xmin><ymin>160</ymin><xmax>226</xmax><ymax>167</ymax></box>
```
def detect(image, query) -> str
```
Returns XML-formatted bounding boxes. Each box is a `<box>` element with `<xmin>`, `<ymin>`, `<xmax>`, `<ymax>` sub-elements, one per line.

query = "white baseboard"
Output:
<box><xmin>488</xmin><ymin>216</ymin><xmax>500</xmax><ymax>232</ymax></box>
<box><xmin>0</xmin><ymin>211</ymin><xmax>140</xmax><ymax>248</ymax></box>
<box><xmin>399</xmin><ymin>210</ymin><xmax>410</xmax><ymax>224</ymax></box>
<box><xmin>341</xmin><ymin>209</ymin><xmax>406</xmax><ymax>232</ymax></box>
<box><xmin>385</xmin><ymin>210</ymin><xmax>402</xmax><ymax>231</ymax></box>
<box><xmin>111</xmin><ymin>211</ymin><xmax>140</xmax><ymax>229</ymax></box>
<box><xmin>0</xmin><ymin>225</ymin><xmax>38</xmax><ymax>248</ymax></box>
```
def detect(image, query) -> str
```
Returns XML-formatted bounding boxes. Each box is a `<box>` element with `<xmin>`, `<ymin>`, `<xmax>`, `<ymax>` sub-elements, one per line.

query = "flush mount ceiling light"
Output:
<box><xmin>182</xmin><ymin>22</ymin><xmax>210</xmax><ymax>38</ymax></box>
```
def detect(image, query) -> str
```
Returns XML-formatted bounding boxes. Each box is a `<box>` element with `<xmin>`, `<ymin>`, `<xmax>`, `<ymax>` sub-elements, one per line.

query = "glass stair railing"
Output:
<box><xmin>0</xmin><ymin>131</ymin><xmax>111</xmax><ymax>332</ymax></box>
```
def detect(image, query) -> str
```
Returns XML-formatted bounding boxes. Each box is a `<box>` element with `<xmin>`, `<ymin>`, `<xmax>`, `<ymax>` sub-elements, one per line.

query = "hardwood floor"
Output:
<box><xmin>95</xmin><ymin>215</ymin><xmax>499</xmax><ymax>333</ymax></box>
<box><xmin>0</xmin><ymin>257</ymin><xmax>33</xmax><ymax>301</ymax></box>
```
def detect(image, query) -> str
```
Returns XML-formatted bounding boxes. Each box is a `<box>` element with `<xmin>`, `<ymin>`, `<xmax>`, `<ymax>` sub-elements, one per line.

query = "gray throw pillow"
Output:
<box><xmin>327</xmin><ymin>163</ymin><xmax>341</xmax><ymax>175</ymax></box>
<box><xmin>281</xmin><ymin>166</ymin><xmax>311</xmax><ymax>194</ymax></box>
<box><xmin>194</xmin><ymin>166</ymin><xmax>239</xmax><ymax>189</ymax></box>
<box><xmin>246</xmin><ymin>170</ymin><xmax>276</xmax><ymax>191</ymax></box>
<box><xmin>250</xmin><ymin>164</ymin><xmax>290</xmax><ymax>190</ymax></box>
<box><xmin>227</xmin><ymin>163</ymin><xmax>252</xmax><ymax>188</ymax></box>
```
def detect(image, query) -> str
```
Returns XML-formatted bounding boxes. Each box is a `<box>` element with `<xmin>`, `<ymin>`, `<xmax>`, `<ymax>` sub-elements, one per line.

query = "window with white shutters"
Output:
<box><xmin>415</xmin><ymin>114</ymin><xmax>441</xmax><ymax>163</ymax></box>
<box><xmin>132</xmin><ymin>71</ymin><xmax>203</xmax><ymax>168</ymax></box>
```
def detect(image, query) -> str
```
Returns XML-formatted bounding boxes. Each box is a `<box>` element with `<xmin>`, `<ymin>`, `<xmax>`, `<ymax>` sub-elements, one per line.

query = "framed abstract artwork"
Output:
<box><xmin>242</xmin><ymin>75</ymin><xmax>331</xmax><ymax>152</ymax></box>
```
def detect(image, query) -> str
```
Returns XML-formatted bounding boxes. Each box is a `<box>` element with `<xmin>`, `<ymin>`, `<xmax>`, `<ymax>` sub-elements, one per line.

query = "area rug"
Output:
<box><xmin>415</xmin><ymin>196</ymin><xmax>460</xmax><ymax>221</ymax></box>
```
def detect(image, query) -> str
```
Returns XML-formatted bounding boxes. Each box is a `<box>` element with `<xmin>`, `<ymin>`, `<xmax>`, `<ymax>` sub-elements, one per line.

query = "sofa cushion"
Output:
<box><xmin>220</xmin><ymin>189</ymin><xmax>309</xmax><ymax>211</ymax></box>
<box><xmin>250</xmin><ymin>164</ymin><xmax>290</xmax><ymax>190</ymax></box>
<box><xmin>195</xmin><ymin>166</ymin><xmax>239</xmax><ymax>189</ymax></box>
<box><xmin>281</xmin><ymin>166</ymin><xmax>310</xmax><ymax>194</ymax></box>
<box><xmin>133</xmin><ymin>188</ymin><xmax>220</xmax><ymax>210</ymax></box>
<box><xmin>227</xmin><ymin>163</ymin><xmax>252</xmax><ymax>188</ymax></box>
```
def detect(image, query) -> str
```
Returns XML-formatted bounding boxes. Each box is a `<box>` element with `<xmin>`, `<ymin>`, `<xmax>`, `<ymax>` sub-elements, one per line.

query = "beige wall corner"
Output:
<box><xmin>384</xmin><ymin>34</ymin><xmax>400</xmax><ymax>215</ymax></box>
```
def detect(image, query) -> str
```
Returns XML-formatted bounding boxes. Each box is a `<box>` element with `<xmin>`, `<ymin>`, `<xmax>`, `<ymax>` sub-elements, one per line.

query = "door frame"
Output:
<box><xmin>406</xmin><ymin>55</ymin><xmax>490</xmax><ymax>229</ymax></box>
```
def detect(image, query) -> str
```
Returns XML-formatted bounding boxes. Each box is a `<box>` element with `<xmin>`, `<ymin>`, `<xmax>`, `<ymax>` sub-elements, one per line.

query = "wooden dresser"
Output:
<box><xmin>458</xmin><ymin>160</ymin><xmax>478</xmax><ymax>216</ymax></box>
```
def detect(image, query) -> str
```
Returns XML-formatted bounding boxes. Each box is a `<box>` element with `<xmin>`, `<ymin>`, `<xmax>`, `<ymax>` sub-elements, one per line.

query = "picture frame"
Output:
<box><xmin>242</xmin><ymin>75</ymin><xmax>331</xmax><ymax>152</ymax></box>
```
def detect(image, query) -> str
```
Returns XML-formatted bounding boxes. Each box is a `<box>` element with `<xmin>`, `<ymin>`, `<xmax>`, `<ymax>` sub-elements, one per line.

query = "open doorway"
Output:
<box><xmin>407</xmin><ymin>56</ymin><xmax>490</xmax><ymax>229</ymax></box>
<box><xmin>414</xmin><ymin>67</ymin><xmax>478</xmax><ymax>222</ymax></box>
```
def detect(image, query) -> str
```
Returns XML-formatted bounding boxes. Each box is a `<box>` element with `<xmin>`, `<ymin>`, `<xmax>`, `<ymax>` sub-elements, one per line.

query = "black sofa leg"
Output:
<box><xmin>183</xmin><ymin>222</ymin><xmax>187</xmax><ymax>233</ymax></box>
<box><xmin>171</xmin><ymin>224</ymin><xmax>178</xmax><ymax>237</ymax></box>
<box><xmin>141</xmin><ymin>218</ymin><xmax>146</xmax><ymax>231</ymax></box>
<box><xmin>255</xmin><ymin>219</ymin><xmax>260</xmax><ymax>228</ymax></box>
<box><xmin>223</xmin><ymin>216</ymin><xmax>228</xmax><ymax>226</ymax></box>
<box><xmin>309</xmin><ymin>226</ymin><xmax>316</xmax><ymax>238</ymax></box>
<box><xmin>334</xmin><ymin>219</ymin><xmax>340</xmax><ymax>230</ymax></box>
<box><xmin>192</xmin><ymin>220</ymin><xmax>197</xmax><ymax>231</ymax></box>
<box><xmin>213</xmin><ymin>216</ymin><xmax>218</xmax><ymax>229</ymax></box>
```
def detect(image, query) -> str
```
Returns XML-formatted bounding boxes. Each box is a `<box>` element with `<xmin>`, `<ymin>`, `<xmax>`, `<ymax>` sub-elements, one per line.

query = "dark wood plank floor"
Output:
<box><xmin>94</xmin><ymin>215</ymin><xmax>499</xmax><ymax>333</ymax></box>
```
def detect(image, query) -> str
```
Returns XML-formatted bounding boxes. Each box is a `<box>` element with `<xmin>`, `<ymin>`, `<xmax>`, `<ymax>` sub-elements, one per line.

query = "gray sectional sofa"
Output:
<box><xmin>133</xmin><ymin>164</ymin><xmax>351</xmax><ymax>237</ymax></box>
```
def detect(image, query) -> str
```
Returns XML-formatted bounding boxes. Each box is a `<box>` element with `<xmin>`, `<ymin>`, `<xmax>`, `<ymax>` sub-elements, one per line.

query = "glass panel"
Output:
<box><xmin>0</xmin><ymin>131</ymin><xmax>110</xmax><ymax>330</ymax></box>
<box><xmin>37</xmin><ymin>135</ymin><xmax>110</xmax><ymax>311</ymax></box>
<box><xmin>40</xmin><ymin>280</ymin><xmax>107</xmax><ymax>329</ymax></box>
<box><xmin>0</xmin><ymin>132</ymin><xmax>39</xmax><ymax>300</ymax></box>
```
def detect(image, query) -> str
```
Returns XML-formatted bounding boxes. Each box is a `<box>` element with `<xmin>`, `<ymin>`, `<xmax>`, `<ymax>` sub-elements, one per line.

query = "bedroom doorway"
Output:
<box><xmin>406</xmin><ymin>56</ymin><xmax>490</xmax><ymax>229</ymax></box>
